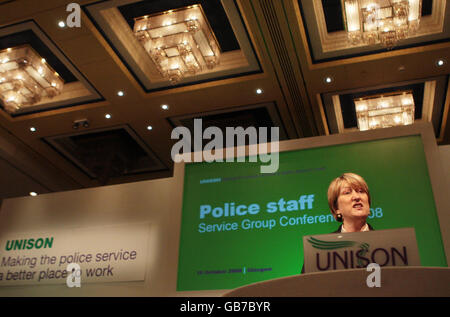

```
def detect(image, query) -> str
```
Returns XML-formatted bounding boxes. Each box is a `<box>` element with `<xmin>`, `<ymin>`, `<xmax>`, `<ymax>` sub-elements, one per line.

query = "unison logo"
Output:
<box><xmin>307</xmin><ymin>237</ymin><xmax>408</xmax><ymax>270</ymax></box>
<box><xmin>171</xmin><ymin>119</ymin><xmax>279</xmax><ymax>173</ymax></box>
<box><xmin>5</xmin><ymin>237</ymin><xmax>54</xmax><ymax>251</ymax></box>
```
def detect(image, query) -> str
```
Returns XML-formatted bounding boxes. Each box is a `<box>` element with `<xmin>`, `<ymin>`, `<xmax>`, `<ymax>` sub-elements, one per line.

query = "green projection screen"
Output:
<box><xmin>176</xmin><ymin>134</ymin><xmax>447</xmax><ymax>291</ymax></box>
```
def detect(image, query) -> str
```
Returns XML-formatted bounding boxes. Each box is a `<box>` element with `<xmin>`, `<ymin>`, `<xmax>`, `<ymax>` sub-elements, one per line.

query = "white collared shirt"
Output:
<box><xmin>341</xmin><ymin>223</ymin><xmax>369</xmax><ymax>233</ymax></box>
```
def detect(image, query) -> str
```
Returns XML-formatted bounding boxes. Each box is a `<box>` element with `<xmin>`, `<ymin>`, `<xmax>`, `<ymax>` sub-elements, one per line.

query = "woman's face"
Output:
<box><xmin>336</xmin><ymin>182</ymin><xmax>370</xmax><ymax>221</ymax></box>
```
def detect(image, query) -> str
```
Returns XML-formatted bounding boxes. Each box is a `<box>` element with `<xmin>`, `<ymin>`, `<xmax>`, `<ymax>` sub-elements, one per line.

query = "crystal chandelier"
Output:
<box><xmin>343</xmin><ymin>0</ymin><xmax>422</xmax><ymax>48</ymax></box>
<box><xmin>133</xmin><ymin>5</ymin><xmax>220</xmax><ymax>84</ymax></box>
<box><xmin>0</xmin><ymin>45</ymin><xmax>64</xmax><ymax>114</ymax></box>
<box><xmin>355</xmin><ymin>91</ymin><xmax>415</xmax><ymax>130</ymax></box>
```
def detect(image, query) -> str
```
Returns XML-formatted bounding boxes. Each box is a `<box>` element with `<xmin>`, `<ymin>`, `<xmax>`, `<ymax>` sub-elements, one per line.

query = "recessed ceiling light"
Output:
<box><xmin>147</xmin><ymin>125</ymin><xmax>153</xmax><ymax>131</ymax></box>
<box><xmin>161</xmin><ymin>104</ymin><xmax>169</xmax><ymax>110</ymax></box>
<box><xmin>117</xmin><ymin>91</ymin><xmax>124</xmax><ymax>97</ymax></box>
<box><xmin>29</xmin><ymin>192</ymin><xmax>37</xmax><ymax>196</ymax></box>
<box><xmin>58</xmin><ymin>21</ymin><xmax>66</xmax><ymax>28</ymax></box>
<box><xmin>105</xmin><ymin>114</ymin><xmax>111</xmax><ymax>119</ymax></box>
<box><xmin>324</xmin><ymin>76</ymin><xmax>333</xmax><ymax>84</ymax></box>
<box><xmin>436</xmin><ymin>59</ymin><xmax>446</xmax><ymax>67</ymax></box>
<box><xmin>256</xmin><ymin>88</ymin><xmax>263</xmax><ymax>94</ymax></box>
<box><xmin>30</xmin><ymin>127</ymin><xmax>36</xmax><ymax>132</ymax></box>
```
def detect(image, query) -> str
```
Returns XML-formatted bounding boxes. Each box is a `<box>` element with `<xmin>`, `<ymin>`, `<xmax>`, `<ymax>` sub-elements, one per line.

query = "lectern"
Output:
<box><xmin>303</xmin><ymin>228</ymin><xmax>420</xmax><ymax>273</ymax></box>
<box><xmin>223</xmin><ymin>228</ymin><xmax>450</xmax><ymax>296</ymax></box>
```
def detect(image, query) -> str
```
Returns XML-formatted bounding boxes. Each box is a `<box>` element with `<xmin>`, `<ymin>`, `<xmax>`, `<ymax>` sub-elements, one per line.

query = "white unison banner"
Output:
<box><xmin>0</xmin><ymin>223</ymin><xmax>149</xmax><ymax>286</ymax></box>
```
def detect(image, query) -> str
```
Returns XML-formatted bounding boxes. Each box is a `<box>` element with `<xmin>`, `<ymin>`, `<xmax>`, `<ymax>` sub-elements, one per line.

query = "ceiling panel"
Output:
<box><xmin>0</xmin><ymin>0</ymin><xmax>448</xmax><ymax>200</ymax></box>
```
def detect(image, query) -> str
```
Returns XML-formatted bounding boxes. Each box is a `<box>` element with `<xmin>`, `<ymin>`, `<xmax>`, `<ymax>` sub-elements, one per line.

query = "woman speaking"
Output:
<box><xmin>301</xmin><ymin>172</ymin><xmax>374</xmax><ymax>273</ymax></box>
<box><xmin>327</xmin><ymin>173</ymin><xmax>374</xmax><ymax>233</ymax></box>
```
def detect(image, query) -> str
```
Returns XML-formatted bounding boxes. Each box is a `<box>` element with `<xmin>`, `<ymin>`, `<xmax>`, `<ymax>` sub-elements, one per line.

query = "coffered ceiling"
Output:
<box><xmin>0</xmin><ymin>0</ymin><xmax>449</xmax><ymax>201</ymax></box>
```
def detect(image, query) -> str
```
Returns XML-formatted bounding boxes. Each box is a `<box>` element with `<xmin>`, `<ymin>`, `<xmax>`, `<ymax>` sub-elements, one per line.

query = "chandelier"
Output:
<box><xmin>0</xmin><ymin>45</ymin><xmax>64</xmax><ymax>114</ymax></box>
<box><xmin>355</xmin><ymin>91</ymin><xmax>415</xmax><ymax>130</ymax></box>
<box><xmin>133</xmin><ymin>5</ymin><xmax>220</xmax><ymax>84</ymax></box>
<box><xmin>343</xmin><ymin>0</ymin><xmax>422</xmax><ymax>48</ymax></box>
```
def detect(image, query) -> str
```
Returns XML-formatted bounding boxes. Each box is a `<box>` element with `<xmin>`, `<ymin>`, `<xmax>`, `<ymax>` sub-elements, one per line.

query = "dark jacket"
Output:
<box><xmin>332</xmin><ymin>222</ymin><xmax>374</xmax><ymax>233</ymax></box>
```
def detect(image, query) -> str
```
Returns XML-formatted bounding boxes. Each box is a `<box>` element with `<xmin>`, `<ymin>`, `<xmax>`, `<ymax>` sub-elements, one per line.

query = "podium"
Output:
<box><xmin>303</xmin><ymin>228</ymin><xmax>420</xmax><ymax>273</ymax></box>
<box><xmin>223</xmin><ymin>267</ymin><xmax>450</xmax><ymax>296</ymax></box>
<box><xmin>224</xmin><ymin>228</ymin><xmax>449</xmax><ymax>296</ymax></box>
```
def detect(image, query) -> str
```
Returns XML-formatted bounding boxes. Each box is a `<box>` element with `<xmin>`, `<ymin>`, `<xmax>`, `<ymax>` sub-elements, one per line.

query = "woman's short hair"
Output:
<box><xmin>327</xmin><ymin>173</ymin><xmax>371</xmax><ymax>216</ymax></box>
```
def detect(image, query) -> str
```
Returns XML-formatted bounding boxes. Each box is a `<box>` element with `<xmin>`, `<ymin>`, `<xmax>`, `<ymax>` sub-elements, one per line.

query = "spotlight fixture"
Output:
<box><xmin>324</xmin><ymin>76</ymin><xmax>333</xmax><ymax>84</ymax></box>
<box><xmin>105</xmin><ymin>113</ymin><xmax>112</xmax><ymax>119</ymax></box>
<box><xmin>161</xmin><ymin>104</ymin><xmax>169</xmax><ymax>110</ymax></box>
<box><xmin>117</xmin><ymin>91</ymin><xmax>124</xmax><ymax>97</ymax></box>
<box><xmin>58</xmin><ymin>21</ymin><xmax>66</xmax><ymax>28</ymax></box>
<box><xmin>30</xmin><ymin>127</ymin><xmax>36</xmax><ymax>132</ymax></box>
<box><xmin>436</xmin><ymin>59</ymin><xmax>446</xmax><ymax>67</ymax></box>
<box><xmin>147</xmin><ymin>125</ymin><xmax>153</xmax><ymax>131</ymax></box>
<box><xmin>133</xmin><ymin>5</ymin><xmax>220</xmax><ymax>84</ymax></box>
<box><xmin>0</xmin><ymin>45</ymin><xmax>64</xmax><ymax>114</ymax></box>
<box><xmin>256</xmin><ymin>88</ymin><xmax>263</xmax><ymax>94</ymax></box>
<box><xmin>29</xmin><ymin>192</ymin><xmax>37</xmax><ymax>196</ymax></box>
